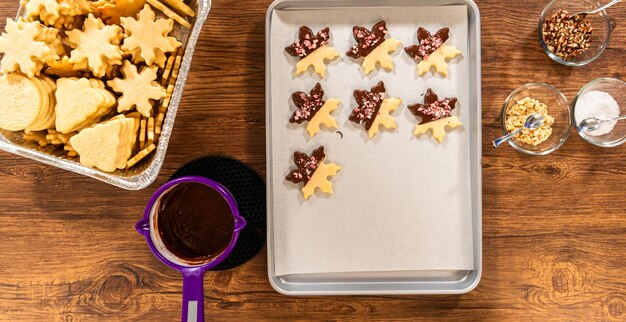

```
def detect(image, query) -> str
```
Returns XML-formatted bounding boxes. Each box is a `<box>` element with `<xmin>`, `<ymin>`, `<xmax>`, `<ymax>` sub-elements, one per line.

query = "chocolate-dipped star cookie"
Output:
<box><xmin>349</xmin><ymin>81</ymin><xmax>402</xmax><ymax>138</ymax></box>
<box><xmin>285</xmin><ymin>26</ymin><xmax>340</xmax><ymax>77</ymax></box>
<box><xmin>404</xmin><ymin>27</ymin><xmax>461</xmax><ymax>77</ymax></box>
<box><xmin>346</xmin><ymin>21</ymin><xmax>401</xmax><ymax>75</ymax></box>
<box><xmin>286</xmin><ymin>146</ymin><xmax>341</xmax><ymax>200</ymax></box>
<box><xmin>290</xmin><ymin>83</ymin><xmax>340</xmax><ymax>138</ymax></box>
<box><xmin>408</xmin><ymin>88</ymin><xmax>463</xmax><ymax>143</ymax></box>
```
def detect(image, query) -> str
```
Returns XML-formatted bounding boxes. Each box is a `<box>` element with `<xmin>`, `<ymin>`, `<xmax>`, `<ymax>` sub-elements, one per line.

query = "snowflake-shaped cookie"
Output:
<box><xmin>25</xmin><ymin>0</ymin><xmax>92</xmax><ymax>29</ymax></box>
<box><xmin>108</xmin><ymin>61</ymin><xmax>167</xmax><ymax>117</ymax></box>
<box><xmin>24</xmin><ymin>0</ymin><xmax>63</xmax><ymax>24</ymax></box>
<box><xmin>0</xmin><ymin>19</ymin><xmax>56</xmax><ymax>77</ymax></box>
<box><xmin>286</xmin><ymin>146</ymin><xmax>341</xmax><ymax>200</ymax></box>
<box><xmin>349</xmin><ymin>81</ymin><xmax>402</xmax><ymax>138</ymax></box>
<box><xmin>285</xmin><ymin>26</ymin><xmax>340</xmax><ymax>77</ymax></box>
<box><xmin>405</xmin><ymin>27</ymin><xmax>461</xmax><ymax>77</ymax></box>
<box><xmin>408</xmin><ymin>88</ymin><xmax>463</xmax><ymax>143</ymax></box>
<box><xmin>66</xmin><ymin>14</ymin><xmax>123</xmax><ymax>77</ymax></box>
<box><xmin>290</xmin><ymin>83</ymin><xmax>340</xmax><ymax>137</ymax></box>
<box><xmin>346</xmin><ymin>21</ymin><xmax>401</xmax><ymax>75</ymax></box>
<box><xmin>121</xmin><ymin>5</ymin><xmax>181</xmax><ymax>68</ymax></box>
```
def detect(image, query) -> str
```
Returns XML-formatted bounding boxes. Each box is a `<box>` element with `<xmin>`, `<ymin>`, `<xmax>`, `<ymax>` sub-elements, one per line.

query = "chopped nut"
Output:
<box><xmin>506</xmin><ymin>97</ymin><xmax>555</xmax><ymax>146</ymax></box>
<box><xmin>542</xmin><ymin>9</ymin><xmax>593</xmax><ymax>60</ymax></box>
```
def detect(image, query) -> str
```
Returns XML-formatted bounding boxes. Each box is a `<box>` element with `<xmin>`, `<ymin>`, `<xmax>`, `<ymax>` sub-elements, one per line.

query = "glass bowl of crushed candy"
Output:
<box><xmin>573</xmin><ymin>78</ymin><xmax>626</xmax><ymax>147</ymax></box>
<box><xmin>539</xmin><ymin>0</ymin><xmax>612</xmax><ymax>66</ymax></box>
<box><xmin>500</xmin><ymin>83</ymin><xmax>572</xmax><ymax>155</ymax></box>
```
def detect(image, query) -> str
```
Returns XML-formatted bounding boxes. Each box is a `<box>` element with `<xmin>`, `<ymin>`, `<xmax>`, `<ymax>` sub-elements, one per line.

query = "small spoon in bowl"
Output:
<box><xmin>570</xmin><ymin>0</ymin><xmax>621</xmax><ymax>18</ymax></box>
<box><xmin>493</xmin><ymin>114</ymin><xmax>545</xmax><ymax>148</ymax></box>
<box><xmin>578</xmin><ymin>115</ymin><xmax>626</xmax><ymax>132</ymax></box>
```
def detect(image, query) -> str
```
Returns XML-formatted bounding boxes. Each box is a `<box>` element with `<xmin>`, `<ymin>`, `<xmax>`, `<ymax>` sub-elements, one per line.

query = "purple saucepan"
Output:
<box><xmin>135</xmin><ymin>176</ymin><xmax>247</xmax><ymax>322</ymax></box>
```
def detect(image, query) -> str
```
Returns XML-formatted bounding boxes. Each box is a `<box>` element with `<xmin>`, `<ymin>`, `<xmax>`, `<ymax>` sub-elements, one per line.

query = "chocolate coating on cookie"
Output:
<box><xmin>349</xmin><ymin>81</ymin><xmax>386</xmax><ymax>131</ymax></box>
<box><xmin>405</xmin><ymin>27</ymin><xmax>450</xmax><ymax>61</ymax></box>
<box><xmin>408</xmin><ymin>88</ymin><xmax>457</xmax><ymax>124</ymax></box>
<box><xmin>346</xmin><ymin>21</ymin><xmax>388</xmax><ymax>59</ymax></box>
<box><xmin>285</xmin><ymin>26</ymin><xmax>331</xmax><ymax>59</ymax></box>
<box><xmin>290</xmin><ymin>83</ymin><xmax>325</xmax><ymax>124</ymax></box>
<box><xmin>285</xmin><ymin>146</ymin><xmax>325</xmax><ymax>185</ymax></box>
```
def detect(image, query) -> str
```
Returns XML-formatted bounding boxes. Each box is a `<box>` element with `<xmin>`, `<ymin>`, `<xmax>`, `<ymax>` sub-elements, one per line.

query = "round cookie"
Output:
<box><xmin>0</xmin><ymin>74</ymin><xmax>44</xmax><ymax>131</ymax></box>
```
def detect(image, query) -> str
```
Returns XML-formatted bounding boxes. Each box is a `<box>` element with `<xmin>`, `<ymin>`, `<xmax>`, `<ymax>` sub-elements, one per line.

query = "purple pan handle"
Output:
<box><xmin>181</xmin><ymin>267</ymin><xmax>205</xmax><ymax>322</ymax></box>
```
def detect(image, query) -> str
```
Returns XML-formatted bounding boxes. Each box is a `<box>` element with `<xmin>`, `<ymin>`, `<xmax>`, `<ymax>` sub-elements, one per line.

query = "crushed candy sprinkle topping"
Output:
<box><xmin>290</xmin><ymin>83</ymin><xmax>326</xmax><ymax>124</ymax></box>
<box><xmin>405</xmin><ymin>27</ymin><xmax>450</xmax><ymax>61</ymax></box>
<box><xmin>346</xmin><ymin>21</ymin><xmax>388</xmax><ymax>59</ymax></box>
<box><xmin>285</xmin><ymin>146</ymin><xmax>326</xmax><ymax>184</ymax></box>
<box><xmin>349</xmin><ymin>81</ymin><xmax>386</xmax><ymax>130</ymax></box>
<box><xmin>285</xmin><ymin>26</ymin><xmax>331</xmax><ymax>59</ymax></box>
<box><xmin>408</xmin><ymin>88</ymin><xmax>457</xmax><ymax>124</ymax></box>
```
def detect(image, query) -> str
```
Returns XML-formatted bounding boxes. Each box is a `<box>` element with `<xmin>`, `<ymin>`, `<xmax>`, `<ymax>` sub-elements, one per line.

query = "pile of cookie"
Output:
<box><xmin>0</xmin><ymin>0</ymin><xmax>194</xmax><ymax>173</ymax></box>
<box><xmin>285</xmin><ymin>22</ymin><xmax>464</xmax><ymax>199</ymax></box>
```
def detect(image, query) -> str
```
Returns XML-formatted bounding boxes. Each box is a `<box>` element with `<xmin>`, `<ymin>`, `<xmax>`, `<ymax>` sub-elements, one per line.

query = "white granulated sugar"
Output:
<box><xmin>575</xmin><ymin>91</ymin><xmax>620</xmax><ymax>136</ymax></box>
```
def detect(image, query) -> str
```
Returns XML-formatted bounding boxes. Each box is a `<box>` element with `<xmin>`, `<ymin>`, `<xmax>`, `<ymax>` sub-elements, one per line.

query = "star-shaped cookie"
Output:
<box><xmin>349</xmin><ymin>81</ymin><xmax>402</xmax><ymax>138</ymax></box>
<box><xmin>286</xmin><ymin>146</ymin><xmax>341</xmax><ymax>200</ymax></box>
<box><xmin>0</xmin><ymin>19</ymin><xmax>56</xmax><ymax>77</ymax></box>
<box><xmin>285</xmin><ymin>26</ymin><xmax>340</xmax><ymax>77</ymax></box>
<box><xmin>66</xmin><ymin>14</ymin><xmax>124</xmax><ymax>77</ymax></box>
<box><xmin>408</xmin><ymin>88</ymin><xmax>462</xmax><ymax>143</ymax></box>
<box><xmin>121</xmin><ymin>5</ymin><xmax>182</xmax><ymax>68</ymax></box>
<box><xmin>404</xmin><ymin>27</ymin><xmax>461</xmax><ymax>77</ymax></box>
<box><xmin>346</xmin><ymin>21</ymin><xmax>401</xmax><ymax>75</ymax></box>
<box><xmin>290</xmin><ymin>83</ymin><xmax>340</xmax><ymax>137</ymax></box>
<box><xmin>108</xmin><ymin>61</ymin><xmax>167</xmax><ymax>117</ymax></box>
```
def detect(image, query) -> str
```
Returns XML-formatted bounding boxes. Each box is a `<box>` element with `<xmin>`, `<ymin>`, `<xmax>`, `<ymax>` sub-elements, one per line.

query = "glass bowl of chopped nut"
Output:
<box><xmin>500</xmin><ymin>83</ymin><xmax>572</xmax><ymax>155</ymax></box>
<box><xmin>539</xmin><ymin>0</ymin><xmax>612</xmax><ymax>66</ymax></box>
<box><xmin>573</xmin><ymin>77</ymin><xmax>626</xmax><ymax>147</ymax></box>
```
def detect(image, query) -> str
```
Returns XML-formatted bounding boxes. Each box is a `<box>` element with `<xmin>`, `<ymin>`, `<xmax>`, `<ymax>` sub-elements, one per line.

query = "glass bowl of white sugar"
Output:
<box><xmin>573</xmin><ymin>78</ymin><xmax>626</xmax><ymax>147</ymax></box>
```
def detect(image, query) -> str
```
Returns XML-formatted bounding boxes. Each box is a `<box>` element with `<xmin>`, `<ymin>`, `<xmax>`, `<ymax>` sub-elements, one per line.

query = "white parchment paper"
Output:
<box><xmin>269</xmin><ymin>6</ymin><xmax>474</xmax><ymax>276</ymax></box>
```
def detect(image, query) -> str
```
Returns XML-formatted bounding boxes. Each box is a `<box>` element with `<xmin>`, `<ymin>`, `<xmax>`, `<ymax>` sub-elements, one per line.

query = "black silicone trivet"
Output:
<box><xmin>171</xmin><ymin>156</ymin><xmax>266</xmax><ymax>271</ymax></box>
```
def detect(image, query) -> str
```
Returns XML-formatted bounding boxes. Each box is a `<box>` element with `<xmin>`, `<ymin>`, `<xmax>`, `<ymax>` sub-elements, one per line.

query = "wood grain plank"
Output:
<box><xmin>0</xmin><ymin>0</ymin><xmax>624</xmax><ymax>321</ymax></box>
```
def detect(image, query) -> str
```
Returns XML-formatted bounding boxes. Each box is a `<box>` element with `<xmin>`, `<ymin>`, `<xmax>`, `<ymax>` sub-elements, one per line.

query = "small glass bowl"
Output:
<box><xmin>539</xmin><ymin>0</ymin><xmax>612</xmax><ymax>66</ymax></box>
<box><xmin>500</xmin><ymin>83</ymin><xmax>571</xmax><ymax>155</ymax></box>
<box><xmin>572</xmin><ymin>78</ymin><xmax>626</xmax><ymax>147</ymax></box>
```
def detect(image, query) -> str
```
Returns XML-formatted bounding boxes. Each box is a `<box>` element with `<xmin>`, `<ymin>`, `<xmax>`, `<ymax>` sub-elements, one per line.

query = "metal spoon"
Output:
<box><xmin>578</xmin><ymin>115</ymin><xmax>626</xmax><ymax>132</ymax></box>
<box><xmin>493</xmin><ymin>114</ymin><xmax>545</xmax><ymax>148</ymax></box>
<box><xmin>571</xmin><ymin>0</ymin><xmax>621</xmax><ymax>17</ymax></box>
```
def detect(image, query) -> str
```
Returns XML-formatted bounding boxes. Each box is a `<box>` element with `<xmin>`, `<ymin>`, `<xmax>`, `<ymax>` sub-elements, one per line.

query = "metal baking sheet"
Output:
<box><xmin>0</xmin><ymin>0</ymin><xmax>211</xmax><ymax>190</ymax></box>
<box><xmin>265</xmin><ymin>0</ymin><xmax>482</xmax><ymax>295</ymax></box>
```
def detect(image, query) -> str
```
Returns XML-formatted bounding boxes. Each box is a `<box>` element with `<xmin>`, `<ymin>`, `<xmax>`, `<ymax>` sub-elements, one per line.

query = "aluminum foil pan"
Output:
<box><xmin>0</xmin><ymin>0</ymin><xmax>211</xmax><ymax>190</ymax></box>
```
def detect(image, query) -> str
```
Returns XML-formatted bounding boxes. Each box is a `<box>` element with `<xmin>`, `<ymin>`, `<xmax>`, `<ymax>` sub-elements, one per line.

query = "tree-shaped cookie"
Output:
<box><xmin>66</xmin><ymin>14</ymin><xmax>124</xmax><ymax>77</ymax></box>
<box><xmin>286</xmin><ymin>146</ymin><xmax>341</xmax><ymax>200</ymax></box>
<box><xmin>404</xmin><ymin>27</ymin><xmax>461</xmax><ymax>77</ymax></box>
<box><xmin>285</xmin><ymin>26</ymin><xmax>340</xmax><ymax>77</ymax></box>
<box><xmin>346</xmin><ymin>21</ymin><xmax>401</xmax><ymax>75</ymax></box>
<box><xmin>108</xmin><ymin>61</ymin><xmax>167</xmax><ymax>117</ymax></box>
<box><xmin>70</xmin><ymin>117</ymin><xmax>139</xmax><ymax>172</ymax></box>
<box><xmin>349</xmin><ymin>81</ymin><xmax>402</xmax><ymax>138</ymax></box>
<box><xmin>121</xmin><ymin>5</ymin><xmax>181</xmax><ymax>68</ymax></box>
<box><xmin>408</xmin><ymin>88</ymin><xmax>462</xmax><ymax>143</ymax></box>
<box><xmin>290</xmin><ymin>83</ymin><xmax>340</xmax><ymax>137</ymax></box>
<box><xmin>55</xmin><ymin>78</ymin><xmax>117</xmax><ymax>134</ymax></box>
<box><xmin>0</xmin><ymin>19</ymin><xmax>56</xmax><ymax>77</ymax></box>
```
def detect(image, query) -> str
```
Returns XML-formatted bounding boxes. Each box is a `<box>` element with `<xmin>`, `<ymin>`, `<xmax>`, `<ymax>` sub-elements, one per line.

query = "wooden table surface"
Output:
<box><xmin>1</xmin><ymin>0</ymin><xmax>625</xmax><ymax>321</ymax></box>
